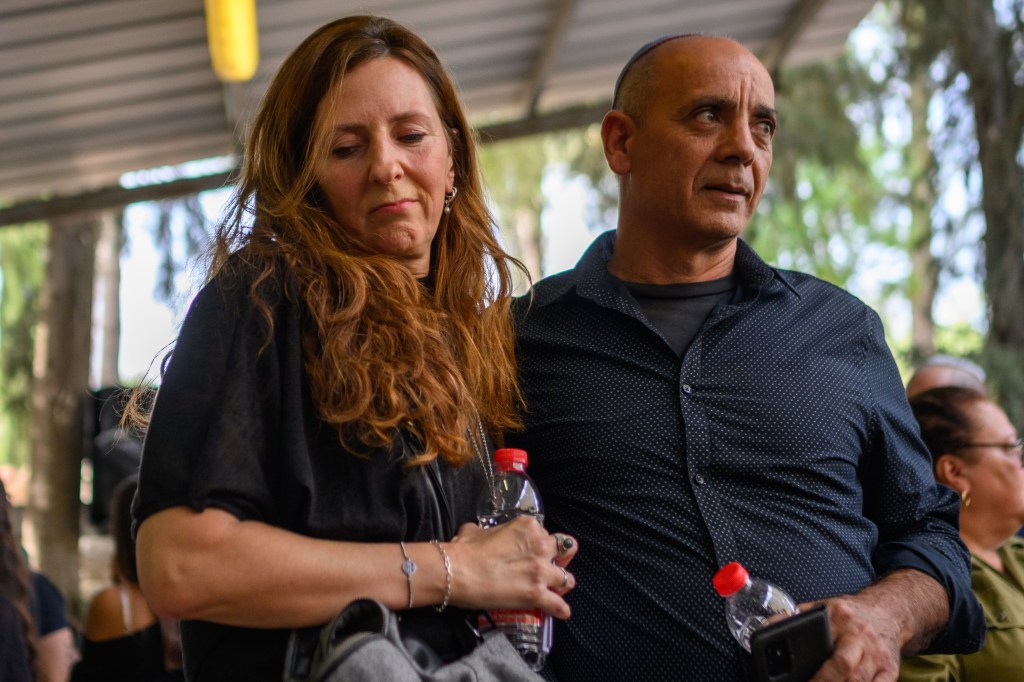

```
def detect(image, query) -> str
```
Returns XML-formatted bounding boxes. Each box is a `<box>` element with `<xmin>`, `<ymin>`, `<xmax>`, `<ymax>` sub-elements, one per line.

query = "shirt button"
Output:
<box><xmin>693</xmin><ymin>474</ymin><xmax>705</xmax><ymax>485</ymax></box>
<box><xmin>999</xmin><ymin>611</ymin><xmax>1007</xmax><ymax>622</ymax></box>
<box><xmin>682</xmin><ymin>384</ymin><xmax>693</xmax><ymax>394</ymax></box>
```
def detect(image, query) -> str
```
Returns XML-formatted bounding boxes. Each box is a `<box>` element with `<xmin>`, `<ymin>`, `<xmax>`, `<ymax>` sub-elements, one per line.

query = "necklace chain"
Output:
<box><xmin>472</xmin><ymin>417</ymin><xmax>494</xmax><ymax>495</ymax></box>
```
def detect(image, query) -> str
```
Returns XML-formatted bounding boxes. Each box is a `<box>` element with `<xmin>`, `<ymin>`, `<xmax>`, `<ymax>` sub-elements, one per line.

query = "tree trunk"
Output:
<box><xmin>941</xmin><ymin>0</ymin><xmax>1024</xmax><ymax>424</ymax></box>
<box><xmin>515</xmin><ymin>206</ymin><xmax>544</xmax><ymax>282</ymax></box>
<box><xmin>904</xmin><ymin>0</ymin><xmax>939</xmax><ymax>360</ymax></box>
<box><xmin>27</xmin><ymin>214</ymin><xmax>98</xmax><ymax>605</ymax></box>
<box><xmin>94</xmin><ymin>210</ymin><xmax>122</xmax><ymax>387</ymax></box>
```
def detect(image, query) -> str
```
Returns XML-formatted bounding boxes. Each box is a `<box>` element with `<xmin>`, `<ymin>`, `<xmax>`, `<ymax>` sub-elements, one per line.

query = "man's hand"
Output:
<box><xmin>808</xmin><ymin>569</ymin><xmax>949</xmax><ymax>682</ymax></box>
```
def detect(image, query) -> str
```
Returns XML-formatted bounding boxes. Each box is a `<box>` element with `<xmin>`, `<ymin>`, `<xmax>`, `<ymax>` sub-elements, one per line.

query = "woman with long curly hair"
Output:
<box><xmin>1</xmin><ymin>476</ymin><xmax>36</xmax><ymax>681</ymax></box>
<box><xmin>132</xmin><ymin>15</ymin><xmax>577</xmax><ymax>681</ymax></box>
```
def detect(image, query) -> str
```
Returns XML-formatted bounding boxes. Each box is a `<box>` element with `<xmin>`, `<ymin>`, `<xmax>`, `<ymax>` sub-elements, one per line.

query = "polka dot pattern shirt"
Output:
<box><xmin>509</xmin><ymin>231</ymin><xmax>984</xmax><ymax>681</ymax></box>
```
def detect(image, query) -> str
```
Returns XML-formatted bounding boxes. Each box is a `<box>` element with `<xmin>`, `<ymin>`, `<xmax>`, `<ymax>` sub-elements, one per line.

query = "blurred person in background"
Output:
<box><xmin>71</xmin><ymin>476</ymin><xmax>183</xmax><ymax>682</ymax></box>
<box><xmin>906</xmin><ymin>354</ymin><xmax>987</xmax><ymax>398</ymax></box>
<box><xmin>900</xmin><ymin>386</ymin><xmax>1024</xmax><ymax>680</ymax></box>
<box><xmin>29</xmin><ymin>568</ymin><xmax>78</xmax><ymax>681</ymax></box>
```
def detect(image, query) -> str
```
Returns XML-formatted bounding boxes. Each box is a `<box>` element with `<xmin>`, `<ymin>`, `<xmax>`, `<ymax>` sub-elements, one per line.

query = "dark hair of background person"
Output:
<box><xmin>908</xmin><ymin>385</ymin><xmax>990</xmax><ymax>461</ymax></box>
<box><xmin>129</xmin><ymin>15</ymin><xmax>526</xmax><ymax>467</ymax></box>
<box><xmin>111</xmin><ymin>476</ymin><xmax>140</xmax><ymax>584</ymax></box>
<box><xmin>0</xmin><ymin>476</ymin><xmax>39</xmax><ymax>678</ymax></box>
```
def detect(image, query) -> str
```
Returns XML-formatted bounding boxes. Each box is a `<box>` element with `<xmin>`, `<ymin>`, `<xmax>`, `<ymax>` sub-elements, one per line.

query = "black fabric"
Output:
<box><xmin>134</xmin><ymin>255</ymin><xmax>487</xmax><ymax>681</ymax></box>
<box><xmin>508</xmin><ymin>230</ymin><xmax>984</xmax><ymax>682</ymax></box>
<box><xmin>623</xmin><ymin>274</ymin><xmax>737</xmax><ymax>357</ymax></box>
<box><xmin>0</xmin><ymin>595</ymin><xmax>32</xmax><ymax>682</ymax></box>
<box><xmin>29</xmin><ymin>570</ymin><xmax>69</xmax><ymax>637</ymax></box>
<box><xmin>70</xmin><ymin>621</ymin><xmax>184</xmax><ymax>682</ymax></box>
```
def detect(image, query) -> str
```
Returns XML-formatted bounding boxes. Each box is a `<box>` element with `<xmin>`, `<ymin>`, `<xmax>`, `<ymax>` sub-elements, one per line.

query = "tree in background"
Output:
<box><xmin>934</xmin><ymin>0</ymin><xmax>1024</xmax><ymax>424</ymax></box>
<box><xmin>0</xmin><ymin>223</ymin><xmax>46</xmax><ymax>469</ymax></box>
<box><xmin>29</xmin><ymin>214</ymin><xmax>98</xmax><ymax>604</ymax></box>
<box><xmin>479</xmin><ymin>137</ymin><xmax>548</xmax><ymax>285</ymax></box>
<box><xmin>754</xmin><ymin>55</ymin><xmax>886</xmax><ymax>288</ymax></box>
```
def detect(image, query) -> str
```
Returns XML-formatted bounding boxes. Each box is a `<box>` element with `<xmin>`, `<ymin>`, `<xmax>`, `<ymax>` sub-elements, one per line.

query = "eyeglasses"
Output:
<box><xmin>957</xmin><ymin>438</ymin><xmax>1024</xmax><ymax>465</ymax></box>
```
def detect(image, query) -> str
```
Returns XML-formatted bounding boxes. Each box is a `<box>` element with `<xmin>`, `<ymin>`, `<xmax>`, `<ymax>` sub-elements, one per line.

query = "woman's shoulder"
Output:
<box><xmin>82</xmin><ymin>586</ymin><xmax>128</xmax><ymax>641</ymax></box>
<box><xmin>179</xmin><ymin>250</ymin><xmax>294</xmax><ymax>338</ymax></box>
<box><xmin>203</xmin><ymin>249</ymin><xmax>289</xmax><ymax>304</ymax></box>
<box><xmin>82</xmin><ymin>585</ymin><xmax>156</xmax><ymax>642</ymax></box>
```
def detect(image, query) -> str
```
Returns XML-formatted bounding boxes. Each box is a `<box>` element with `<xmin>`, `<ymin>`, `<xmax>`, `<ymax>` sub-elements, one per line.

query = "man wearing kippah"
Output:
<box><xmin>508</xmin><ymin>34</ymin><xmax>984</xmax><ymax>681</ymax></box>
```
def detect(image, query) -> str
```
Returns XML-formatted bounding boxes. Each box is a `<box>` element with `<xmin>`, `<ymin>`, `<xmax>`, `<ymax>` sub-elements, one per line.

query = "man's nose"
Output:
<box><xmin>718</xmin><ymin>120</ymin><xmax>756</xmax><ymax>165</ymax></box>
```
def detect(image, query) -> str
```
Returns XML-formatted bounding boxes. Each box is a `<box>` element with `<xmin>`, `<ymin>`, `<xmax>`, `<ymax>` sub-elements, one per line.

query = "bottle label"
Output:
<box><xmin>482</xmin><ymin>608</ymin><xmax>545</xmax><ymax>630</ymax></box>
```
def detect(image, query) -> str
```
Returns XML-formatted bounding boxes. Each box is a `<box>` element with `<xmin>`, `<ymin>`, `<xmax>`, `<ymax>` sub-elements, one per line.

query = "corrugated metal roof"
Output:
<box><xmin>0</xmin><ymin>0</ymin><xmax>876</xmax><ymax>208</ymax></box>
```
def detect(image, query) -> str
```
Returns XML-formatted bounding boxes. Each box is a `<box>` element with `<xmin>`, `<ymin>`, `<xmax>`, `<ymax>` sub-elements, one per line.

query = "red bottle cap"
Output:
<box><xmin>494</xmin><ymin>447</ymin><xmax>528</xmax><ymax>472</ymax></box>
<box><xmin>713</xmin><ymin>562</ymin><xmax>749</xmax><ymax>596</ymax></box>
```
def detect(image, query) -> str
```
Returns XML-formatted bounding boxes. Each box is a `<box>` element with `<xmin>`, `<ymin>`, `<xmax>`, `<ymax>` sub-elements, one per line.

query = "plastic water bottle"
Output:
<box><xmin>713</xmin><ymin>561</ymin><xmax>799</xmax><ymax>652</ymax></box>
<box><xmin>477</xmin><ymin>447</ymin><xmax>552</xmax><ymax>671</ymax></box>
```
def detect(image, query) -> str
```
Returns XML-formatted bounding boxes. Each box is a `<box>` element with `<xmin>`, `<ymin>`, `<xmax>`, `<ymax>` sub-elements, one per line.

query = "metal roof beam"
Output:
<box><xmin>758</xmin><ymin>0</ymin><xmax>828</xmax><ymax>75</ymax></box>
<box><xmin>0</xmin><ymin>171</ymin><xmax>234</xmax><ymax>228</ymax></box>
<box><xmin>0</xmin><ymin>97</ymin><xmax>617</xmax><ymax>227</ymax></box>
<box><xmin>522</xmin><ymin>0</ymin><xmax>578</xmax><ymax>117</ymax></box>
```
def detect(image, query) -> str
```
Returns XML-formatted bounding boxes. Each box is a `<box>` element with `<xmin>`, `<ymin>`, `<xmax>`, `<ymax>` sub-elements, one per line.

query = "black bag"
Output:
<box><xmin>282</xmin><ymin>598</ymin><xmax>543</xmax><ymax>682</ymax></box>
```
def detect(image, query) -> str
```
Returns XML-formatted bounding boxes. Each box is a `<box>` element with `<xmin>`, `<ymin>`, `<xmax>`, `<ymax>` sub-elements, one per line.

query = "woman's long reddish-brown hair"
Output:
<box><xmin>209</xmin><ymin>15</ymin><xmax>526</xmax><ymax>465</ymax></box>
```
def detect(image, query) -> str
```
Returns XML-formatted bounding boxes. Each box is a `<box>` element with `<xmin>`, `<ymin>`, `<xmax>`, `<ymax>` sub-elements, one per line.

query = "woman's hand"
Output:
<box><xmin>445</xmin><ymin>517</ymin><xmax>579</xmax><ymax>619</ymax></box>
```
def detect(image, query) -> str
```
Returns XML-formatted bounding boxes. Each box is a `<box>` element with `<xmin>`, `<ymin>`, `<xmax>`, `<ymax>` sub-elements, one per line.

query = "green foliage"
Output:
<box><xmin>889</xmin><ymin>321</ymin><xmax>986</xmax><ymax>380</ymax></box>
<box><xmin>479</xmin><ymin>127</ymin><xmax>615</xmax><ymax>278</ymax></box>
<box><xmin>149</xmin><ymin>195</ymin><xmax>210</xmax><ymax>303</ymax></box>
<box><xmin>0</xmin><ymin>223</ymin><xmax>48</xmax><ymax>466</ymax></box>
<box><xmin>752</xmin><ymin>55</ymin><xmax>891</xmax><ymax>291</ymax></box>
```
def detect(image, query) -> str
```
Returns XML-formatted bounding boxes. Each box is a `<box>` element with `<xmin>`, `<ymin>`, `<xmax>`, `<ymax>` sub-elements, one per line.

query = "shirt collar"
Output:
<box><xmin>534</xmin><ymin>230</ymin><xmax>799</xmax><ymax>309</ymax></box>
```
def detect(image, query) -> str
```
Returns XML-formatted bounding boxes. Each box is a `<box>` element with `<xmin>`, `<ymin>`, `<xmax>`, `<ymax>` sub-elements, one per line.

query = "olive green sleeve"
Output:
<box><xmin>898</xmin><ymin>653</ymin><xmax>960</xmax><ymax>682</ymax></box>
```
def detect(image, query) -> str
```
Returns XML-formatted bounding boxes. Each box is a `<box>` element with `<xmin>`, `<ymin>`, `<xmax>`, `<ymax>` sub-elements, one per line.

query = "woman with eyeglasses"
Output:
<box><xmin>899</xmin><ymin>385</ymin><xmax>1024</xmax><ymax>681</ymax></box>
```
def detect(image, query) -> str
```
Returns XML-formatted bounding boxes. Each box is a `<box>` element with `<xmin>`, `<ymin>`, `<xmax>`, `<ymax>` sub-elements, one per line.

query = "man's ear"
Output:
<box><xmin>934</xmin><ymin>453</ymin><xmax>969</xmax><ymax>492</ymax></box>
<box><xmin>601</xmin><ymin>110</ymin><xmax>634</xmax><ymax>176</ymax></box>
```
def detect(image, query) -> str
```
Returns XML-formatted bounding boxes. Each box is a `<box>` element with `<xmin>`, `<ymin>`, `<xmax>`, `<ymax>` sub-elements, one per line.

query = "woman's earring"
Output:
<box><xmin>444</xmin><ymin>186</ymin><xmax>458</xmax><ymax>215</ymax></box>
<box><xmin>960</xmin><ymin>489</ymin><xmax>971</xmax><ymax>508</ymax></box>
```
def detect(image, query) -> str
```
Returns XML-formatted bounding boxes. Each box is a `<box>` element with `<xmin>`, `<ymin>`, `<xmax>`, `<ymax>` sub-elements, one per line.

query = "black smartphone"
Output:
<box><xmin>750</xmin><ymin>603</ymin><xmax>833</xmax><ymax>682</ymax></box>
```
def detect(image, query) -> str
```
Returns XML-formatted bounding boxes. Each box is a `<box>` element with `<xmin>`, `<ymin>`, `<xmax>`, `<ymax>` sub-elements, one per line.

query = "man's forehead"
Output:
<box><xmin>655</xmin><ymin>39</ymin><xmax>775</xmax><ymax>101</ymax></box>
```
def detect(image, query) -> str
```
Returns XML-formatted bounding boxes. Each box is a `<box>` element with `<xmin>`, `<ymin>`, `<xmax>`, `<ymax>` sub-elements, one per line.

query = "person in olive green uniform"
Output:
<box><xmin>900</xmin><ymin>386</ymin><xmax>1024</xmax><ymax>681</ymax></box>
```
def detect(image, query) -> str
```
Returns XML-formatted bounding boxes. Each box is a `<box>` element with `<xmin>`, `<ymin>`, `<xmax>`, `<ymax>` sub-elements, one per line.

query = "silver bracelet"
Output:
<box><xmin>431</xmin><ymin>540</ymin><xmax>452</xmax><ymax>613</ymax></box>
<box><xmin>400</xmin><ymin>541</ymin><xmax>416</xmax><ymax>610</ymax></box>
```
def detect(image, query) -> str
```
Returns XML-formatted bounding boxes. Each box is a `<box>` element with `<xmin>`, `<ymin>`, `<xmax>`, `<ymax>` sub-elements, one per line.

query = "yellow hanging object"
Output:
<box><xmin>204</xmin><ymin>0</ymin><xmax>259</xmax><ymax>82</ymax></box>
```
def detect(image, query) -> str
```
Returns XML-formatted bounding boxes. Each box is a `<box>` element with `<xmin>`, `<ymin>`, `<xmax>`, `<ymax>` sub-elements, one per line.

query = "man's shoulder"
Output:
<box><xmin>771</xmin><ymin>267</ymin><xmax>872</xmax><ymax>311</ymax></box>
<box><xmin>514</xmin><ymin>268</ymin><xmax>580</xmax><ymax>315</ymax></box>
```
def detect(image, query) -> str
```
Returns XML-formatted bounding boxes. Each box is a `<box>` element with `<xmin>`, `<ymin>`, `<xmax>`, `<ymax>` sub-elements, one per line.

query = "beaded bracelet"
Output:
<box><xmin>430</xmin><ymin>540</ymin><xmax>452</xmax><ymax>613</ymax></box>
<box><xmin>399</xmin><ymin>541</ymin><xmax>416</xmax><ymax>609</ymax></box>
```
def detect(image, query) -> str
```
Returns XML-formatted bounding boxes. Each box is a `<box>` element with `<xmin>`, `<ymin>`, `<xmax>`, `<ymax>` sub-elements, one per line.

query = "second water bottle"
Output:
<box><xmin>712</xmin><ymin>561</ymin><xmax>799</xmax><ymax>652</ymax></box>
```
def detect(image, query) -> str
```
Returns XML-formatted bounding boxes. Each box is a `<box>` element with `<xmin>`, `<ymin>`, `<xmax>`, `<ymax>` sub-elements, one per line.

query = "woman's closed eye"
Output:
<box><xmin>331</xmin><ymin>144</ymin><xmax>360</xmax><ymax>159</ymax></box>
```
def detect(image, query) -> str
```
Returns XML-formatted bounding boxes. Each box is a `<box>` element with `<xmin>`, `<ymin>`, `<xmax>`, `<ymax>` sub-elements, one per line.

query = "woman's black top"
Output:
<box><xmin>70</xmin><ymin>621</ymin><xmax>185</xmax><ymax>682</ymax></box>
<box><xmin>134</xmin><ymin>259</ymin><xmax>488</xmax><ymax>681</ymax></box>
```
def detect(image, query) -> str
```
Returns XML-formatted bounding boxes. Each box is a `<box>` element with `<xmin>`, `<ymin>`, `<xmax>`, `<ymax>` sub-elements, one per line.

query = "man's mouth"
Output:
<box><xmin>706</xmin><ymin>183</ymin><xmax>749</xmax><ymax>197</ymax></box>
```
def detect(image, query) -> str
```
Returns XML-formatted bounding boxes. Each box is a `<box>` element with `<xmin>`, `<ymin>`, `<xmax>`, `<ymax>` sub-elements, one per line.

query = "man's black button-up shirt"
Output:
<box><xmin>509</xmin><ymin>231</ymin><xmax>984</xmax><ymax>681</ymax></box>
